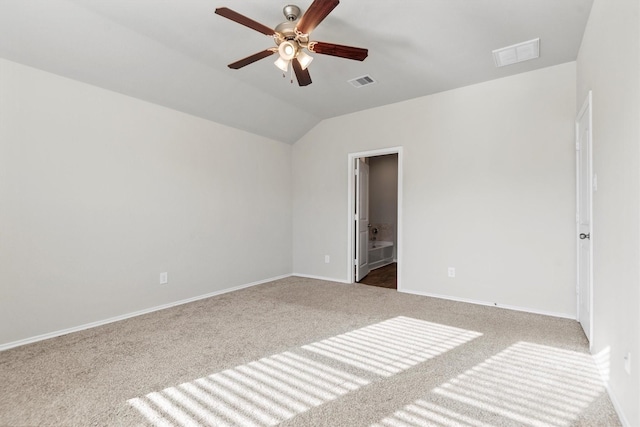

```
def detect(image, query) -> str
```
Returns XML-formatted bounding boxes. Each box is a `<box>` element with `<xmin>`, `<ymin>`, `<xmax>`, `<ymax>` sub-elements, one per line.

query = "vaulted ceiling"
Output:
<box><xmin>0</xmin><ymin>0</ymin><xmax>594</xmax><ymax>143</ymax></box>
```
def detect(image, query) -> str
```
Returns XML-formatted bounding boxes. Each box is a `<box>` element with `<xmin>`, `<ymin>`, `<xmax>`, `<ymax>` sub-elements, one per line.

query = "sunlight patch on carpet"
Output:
<box><xmin>128</xmin><ymin>316</ymin><xmax>481</xmax><ymax>426</ymax></box>
<box><xmin>129</xmin><ymin>351</ymin><xmax>369</xmax><ymax>426</ymax></box>
<box><xmin>372</xmin><ymin>341</ymin><xmax>606</xmax><ymax>427</ymax></box>
<box><xmin>372</xmin><ymin>400</ymin><xmax>493</xmax><ymax>427</ymax></box>
<box><xmin>303</xmin><ymin>316</ymin><xmax>483</xmax><ymax>377</ymax></box>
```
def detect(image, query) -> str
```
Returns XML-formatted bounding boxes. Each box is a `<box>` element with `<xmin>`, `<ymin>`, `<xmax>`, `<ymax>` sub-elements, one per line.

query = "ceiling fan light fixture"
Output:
<box><xmin>278</xmin><ymin>40</ymin><xmax>297</xmax><ymax>60</ymax></box>
<box><xmin>297</xmin><ymin>50</ymin><xmax>314</xmax><ymax>70</ymax></box>
<box><xmin>274</xmin><ymin>56</ymin><xmax>290</xmax><ymax>72</ymax></box>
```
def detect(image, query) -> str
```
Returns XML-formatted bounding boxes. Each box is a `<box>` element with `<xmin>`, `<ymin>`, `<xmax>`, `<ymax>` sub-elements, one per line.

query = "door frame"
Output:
<box><xmin>355</xmin><ymin>158</ymin><xmax>371</xmax><ymax>282</ymax></box>
<box><xmin>347</xmin><ymin>147</ymin><xmax>403</xmax><ymax>289</ymax></box>
<box><xmin>576</xmin><ymin>90</ymin><xmax>593</xmax><ymax>346</ymax></box>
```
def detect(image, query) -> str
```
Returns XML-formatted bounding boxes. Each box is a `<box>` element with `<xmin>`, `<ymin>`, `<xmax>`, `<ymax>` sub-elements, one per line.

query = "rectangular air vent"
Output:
<box><xmin>348</xmin><ymin>75</ymin><xmax>376</xmax><ymax>88</ymax></box>
<box><xmin>492</xmin><ymin>38</ymin><xmax>540</xmax><ymax>67</ymax></box>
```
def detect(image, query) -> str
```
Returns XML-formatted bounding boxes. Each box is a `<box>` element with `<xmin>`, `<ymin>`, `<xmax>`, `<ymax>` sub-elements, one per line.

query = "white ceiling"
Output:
<box><xmin>0</xmin><ymin>0</ymin><xmax>594</xmax><ymax>143</ymax></box>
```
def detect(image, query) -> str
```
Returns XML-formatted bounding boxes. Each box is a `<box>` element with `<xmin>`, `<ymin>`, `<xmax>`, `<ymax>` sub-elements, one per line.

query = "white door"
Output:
<box><xmin>576</xmin><ymin>92</ymin><xmax>593</xmax><ymax>344</ymax></box>
<box><xmin>355</xmin><ymin>158</ymin><xmax>370</xmax><ymax>281</ymax></box>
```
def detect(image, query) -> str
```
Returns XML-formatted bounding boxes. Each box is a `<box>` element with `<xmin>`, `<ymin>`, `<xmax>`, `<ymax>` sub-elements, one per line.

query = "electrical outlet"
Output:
<box><xmin>160</xmin><ymin>272</ymin><xmax>168</xmax><ymax>285</ymax></box>
<box><xmin>448</xmin><ymin>267</ymin><xmax>455</xmax><ymax>278</ymax></box>
<box><xmin>325</xmin><ymin>255</ymin><xmax>330</xmax><ymax>263</ymax></box>
<box><xmin>624</xmin><ymin>352</ymin><xmax>631</xmax><ymax>375</ymax></box>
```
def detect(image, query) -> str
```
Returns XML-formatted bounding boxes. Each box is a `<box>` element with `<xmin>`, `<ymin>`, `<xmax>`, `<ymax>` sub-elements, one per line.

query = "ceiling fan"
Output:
<box><xmin>215</xmin><ymin>0</ymin><xmax>368</xmax><ymax>86</ymax></box>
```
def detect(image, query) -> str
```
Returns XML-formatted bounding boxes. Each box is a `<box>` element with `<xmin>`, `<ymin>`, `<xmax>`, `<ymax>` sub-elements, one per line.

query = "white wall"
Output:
<box><xmin>293</xmin><ymin>62</ymin><xmax>577</xmax><ymax>317</ymax></box>
<box><xmin>576</xmin><ymin>0</ymin><xmax>640</xmax><ymax>424</ymax></box>
<box><xmin>0</xmin><ymin>58</ymin><xmax>292</xmax><ymax>346</ymax></box>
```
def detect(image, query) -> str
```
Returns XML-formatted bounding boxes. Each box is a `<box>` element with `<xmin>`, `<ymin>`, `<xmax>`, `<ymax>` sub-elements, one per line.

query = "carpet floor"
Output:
<box><xmin>0</xmin><ymin>276</ymin><xmax>621</xmax><ymax>426</ymax></box>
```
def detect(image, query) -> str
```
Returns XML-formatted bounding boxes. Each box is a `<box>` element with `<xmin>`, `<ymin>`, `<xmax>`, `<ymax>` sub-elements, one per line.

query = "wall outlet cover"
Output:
<box><xmin>624</xmin><ymin>352</ymin><xmax>631</xmax><ymax>375</ymax></box>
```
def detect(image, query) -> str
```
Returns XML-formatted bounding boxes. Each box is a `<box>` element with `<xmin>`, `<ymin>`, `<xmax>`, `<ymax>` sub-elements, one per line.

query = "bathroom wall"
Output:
<box><xmin>368</xmin><ymin>154</ymin><xmax>398</xmax><ymax>259</ymax></box>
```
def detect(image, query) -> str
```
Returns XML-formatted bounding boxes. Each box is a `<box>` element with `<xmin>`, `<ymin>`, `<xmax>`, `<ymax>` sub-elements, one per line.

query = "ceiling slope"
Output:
<box><xmin>0</xmin><ymin>0</ymin><xmax>594</xmax><ymax>143</ymax></box>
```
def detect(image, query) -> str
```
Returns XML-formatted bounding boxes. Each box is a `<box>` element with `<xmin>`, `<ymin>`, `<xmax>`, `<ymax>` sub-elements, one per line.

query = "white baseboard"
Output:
<box><xmin>603</xmin><ymin>380</ymin><xmax>631</xmax><ymax>426</ymax></box>
<box><xmin>399</xmin><ymin>288</ymin><xmax>576</xmax><ymax>320</ymax></box>
<box><xmin>291</xmin><ymin>273</ymin><xmax>351</xmax><ymax>284</ymax></box>
<box><xmin>594</xmin><ymin>352</ymin><xmax>631</xmax><ymax>427</ymax></box>
<box><xmin>0</xmin><ymin>274</ymin><xmax>292</xmax><ymax>352</ymax></box>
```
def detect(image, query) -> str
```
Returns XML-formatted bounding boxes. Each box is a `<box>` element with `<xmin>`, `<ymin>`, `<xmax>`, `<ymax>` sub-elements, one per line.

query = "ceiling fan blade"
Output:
<box><xmin>215</xmin><ymin>7</ymin><xmax>275</xmax><ymax>36</ymax></box>
<box><xmin>309</xmin><ymin>41</ymin><xmax>368</xmax><ymax>61</ymax></box>
<box><xmin>228</xmin><ymin>49</ymin><xmax>277</xmax><ymax>69</ymax></box>
<box><xmin>292</xmin><ymin>58</ymin><xmax>312</xmax><ymax>86</ymax></box>
<box><xmin>296</xmin><ymin>0</ymin><xmax>340</xmax><ymax>35</ymax></box>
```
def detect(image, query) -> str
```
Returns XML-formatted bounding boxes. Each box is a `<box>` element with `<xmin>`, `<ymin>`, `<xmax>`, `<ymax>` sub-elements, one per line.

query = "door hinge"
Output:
<box><xmin>354</xmin><ymin>213</ymin><xmax>358</xmax><ymax>221</ymax></box>
<box><xmin>575</xmin><ymin>142</ymin><xmax>580</xmax><ymax>151</ymax></box>
<box><xmin>354</xmin><ymin>258</ymin><xmax>358</xmax><ymax>266</ymax></box>
<box><xmin>355</xmin><ymin>168</ymin><xmax>359</xmax><ymax>176</ymax></box>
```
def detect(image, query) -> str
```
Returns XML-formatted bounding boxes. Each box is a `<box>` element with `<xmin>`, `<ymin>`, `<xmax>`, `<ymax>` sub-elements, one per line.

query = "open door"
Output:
<box><xmin>576</xmin><ymin>91</ymin><xmax>593</xmax><ymax>345</ymax></box>
<box><xmin>355</xmin><ymin>158</ymin><xmax>370</xmax><ymax>281</ymax></box>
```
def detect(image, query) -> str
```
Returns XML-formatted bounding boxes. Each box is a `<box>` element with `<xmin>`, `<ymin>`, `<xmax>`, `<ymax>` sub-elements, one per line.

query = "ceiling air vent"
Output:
<box><xmin>492</xmin><ymin>38</ymin><xmax>540</xmax><ymax>67</ymax></box>
<box><xmin>348</xmin><ymin>75</ymin><xmax>376</xmax><ymax>88</ymax></box>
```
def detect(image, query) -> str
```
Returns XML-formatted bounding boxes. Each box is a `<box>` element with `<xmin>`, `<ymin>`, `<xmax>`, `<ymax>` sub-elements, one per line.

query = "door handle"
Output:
<box><xmin>579</xmin><ymin>233</ymin><xmax>590</xmax><ymax>240</ymax></box>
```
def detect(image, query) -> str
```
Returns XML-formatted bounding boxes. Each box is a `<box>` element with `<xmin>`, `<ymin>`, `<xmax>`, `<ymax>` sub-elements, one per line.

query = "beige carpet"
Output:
<box><xmin>0</xmin><ymin>276</ymin><xmax>621</xmax><ymax>426</ymax></box>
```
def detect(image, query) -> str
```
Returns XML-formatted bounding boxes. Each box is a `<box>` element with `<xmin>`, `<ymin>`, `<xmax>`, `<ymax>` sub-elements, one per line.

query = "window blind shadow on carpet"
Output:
<box><xmin>373</xmin><ymin>341</ymin><xmax>607</xmax><ymax>427</ymax></box>
<box><xmin>128</xmin><ymin>316</ymin><xmax>482</xmax><ymax>426</ymax></box>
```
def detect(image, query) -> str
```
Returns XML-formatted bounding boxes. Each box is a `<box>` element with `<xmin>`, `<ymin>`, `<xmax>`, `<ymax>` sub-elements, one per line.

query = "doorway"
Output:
<box><xmin>347</xmin><ymin>147</ymin><xmax>403</xmax><ymax>290</ymax></box>
<box><xmin>576</xmin><ymin>91</ymin><xmax>593</xmax><ymax>346</ymax></box>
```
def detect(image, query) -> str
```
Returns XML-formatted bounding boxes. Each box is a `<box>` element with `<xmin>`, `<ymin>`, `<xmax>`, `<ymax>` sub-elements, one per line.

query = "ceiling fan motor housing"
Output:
<box><xmin>274</xmin><ymin>19</ymin><xmax>309</xmax><ymax>51</ymax></box>
<box><xmin>275</xmin><ymin>21</ymin><xmax>297</xmax><ymax>41</ymax></box>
